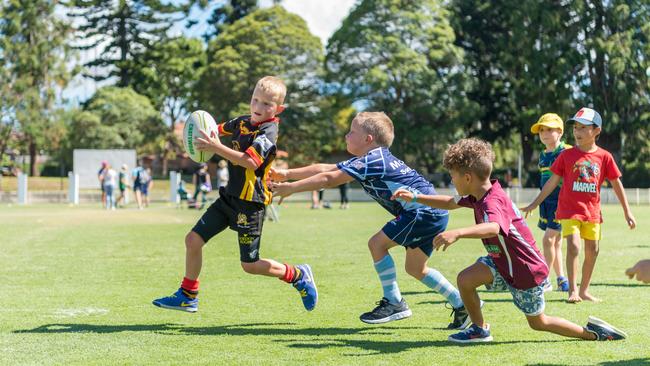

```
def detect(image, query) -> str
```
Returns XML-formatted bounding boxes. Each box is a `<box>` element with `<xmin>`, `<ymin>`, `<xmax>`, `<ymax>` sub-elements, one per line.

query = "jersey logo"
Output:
<box><xmin>351</xmin><ymin>160</ymin><xmax>365</xmax><ymax>170</ymax></box>
<box><xmin>232</xmin><ymin>141</ymin><xmax>241</xmax><ymax>151</ymax></box>
<box><xmin>237</xmin><ymin>213</ymin><xmax>248</xmax><ymax>226</ymax></box>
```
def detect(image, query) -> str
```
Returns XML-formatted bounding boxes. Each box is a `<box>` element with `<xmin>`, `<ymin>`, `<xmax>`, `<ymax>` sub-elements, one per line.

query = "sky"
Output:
<box><xmin>62</xmin><ymin>0</ymin><xmax>357</xmax><ymax>105</ymax></box>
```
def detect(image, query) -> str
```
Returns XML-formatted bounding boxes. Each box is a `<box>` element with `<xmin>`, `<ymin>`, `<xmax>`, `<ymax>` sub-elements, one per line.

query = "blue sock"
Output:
<box><xmin>374</xmin><ymin>255</ymin><xmax>402</xmax><ymax>304</ymax></box>
<box><xmin>420</xmin><ymin>268</ymin><xmax>463</xmax><ymax>308</ymax></box>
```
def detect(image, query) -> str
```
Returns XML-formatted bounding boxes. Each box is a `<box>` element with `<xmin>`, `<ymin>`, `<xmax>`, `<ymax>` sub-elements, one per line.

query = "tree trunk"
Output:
<box><xmin>29</xmin><ymin>140</ymin><xmax>39</xmax><ymax>177</ymax></box>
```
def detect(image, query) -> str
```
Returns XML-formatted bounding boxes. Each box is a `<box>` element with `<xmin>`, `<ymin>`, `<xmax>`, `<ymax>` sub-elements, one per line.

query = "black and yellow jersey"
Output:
<box><xmin>217</xmin><ymin>115</ymin><xmax>278</xmax><ymax>205</ymax></box>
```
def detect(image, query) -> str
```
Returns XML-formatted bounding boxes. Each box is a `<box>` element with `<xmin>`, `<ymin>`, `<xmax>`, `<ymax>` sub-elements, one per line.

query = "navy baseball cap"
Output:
<box><xmin>567</xmin><ymin>107</ymin><xmax>602</xmax><ymax>128</ymax></box>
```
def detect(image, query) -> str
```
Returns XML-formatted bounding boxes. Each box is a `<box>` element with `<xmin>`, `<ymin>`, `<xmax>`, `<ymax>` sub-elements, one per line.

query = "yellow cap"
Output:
<box><xmin>531</xmin><ymin>113</ymin><xmax>564</xmax><ymax>134</ymax></box>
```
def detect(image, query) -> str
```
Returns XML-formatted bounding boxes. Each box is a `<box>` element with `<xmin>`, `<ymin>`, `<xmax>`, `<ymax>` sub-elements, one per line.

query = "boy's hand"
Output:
<box><xmin>271</xmin><ymin>182</ymin><xmax>293</xmax><ymax>205</ymax></box>
<box><xmin>391</xmin><ymin>188</ymin><xmax>413</xmax><ymax>202</ymax></box>
<box><xmin>433</xmin><ymin>230</ymin><xmax>460</xmax><ymax>251</ymax></box>
<box><xmin>194</xmin><ymin>129</ymin><xmax>222</xmax><ymax>152</ymax></box>
<box><xmin>626</xmin><ymin>259</ymin><xmax>650</xmax><ymax>283</ymax></box>
<box><xmin>625</xmin><ymin>212</ymin><xmax>637</xmax><ymax>229</ymax></box>
<box><xmin>520</xmin><ymin>204</ymin><xmax>536</xmax><ymax>218</ymax></box>
<box><xmin>270</xmin><ymin>167</ymin><xmax>289</xmax><ymax>182</ymax></box>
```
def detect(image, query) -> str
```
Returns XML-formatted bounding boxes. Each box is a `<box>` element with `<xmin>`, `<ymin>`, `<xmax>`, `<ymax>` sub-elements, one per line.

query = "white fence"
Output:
<box><xmin>2</xmin><ymin>187</ymin><xmax>650</xmax><ymax>205</ymax></box>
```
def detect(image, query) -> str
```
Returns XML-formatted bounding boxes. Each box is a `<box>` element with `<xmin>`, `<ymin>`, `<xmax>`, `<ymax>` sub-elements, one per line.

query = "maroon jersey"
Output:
<box><xmin>456</xmin><ymin>180</ymin><xmax>549</xmax><ymax>289</ymax></box>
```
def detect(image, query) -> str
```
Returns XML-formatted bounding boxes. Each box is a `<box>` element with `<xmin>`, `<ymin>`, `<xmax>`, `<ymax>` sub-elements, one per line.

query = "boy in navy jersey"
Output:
<box><xmin>272</xmin><ymin>112</ymin><xmax>468</xmax><ymax>328</ymax></box>
<box><xmin>392</xmin><ymin>138</ymin><xmax>626</xmax><ymax>343</ymax></box>
<box><xmin>152</xmin><ymin>76</ymin><xmax>317</xmax><ymax>313</ymax></box>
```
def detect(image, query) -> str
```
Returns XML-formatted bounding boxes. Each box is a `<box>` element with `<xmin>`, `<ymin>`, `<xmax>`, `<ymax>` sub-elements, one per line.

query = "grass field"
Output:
<box><xmin>1</xmin><ymin>202</ymin><xmax>649</xmax><ymax>365</ymax></box>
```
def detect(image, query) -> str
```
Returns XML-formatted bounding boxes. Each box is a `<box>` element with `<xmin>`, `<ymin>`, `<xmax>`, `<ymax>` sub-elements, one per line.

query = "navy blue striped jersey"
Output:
<box><xmin>538</xmin><ymin>141</ymin><xmax>570</xmax><ymax>200</ymax></box>
<box><xmin>337</xmin><ymin>147</ymin><xmax>447</xmax><ymax>217</ymax></box>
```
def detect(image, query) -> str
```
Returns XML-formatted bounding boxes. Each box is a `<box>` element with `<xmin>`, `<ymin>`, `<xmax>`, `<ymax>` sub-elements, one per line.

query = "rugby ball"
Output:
<box><xmin>183</xmin><ymin>110</ymin><xmax>218</xmax><ymax>163</ymax></box>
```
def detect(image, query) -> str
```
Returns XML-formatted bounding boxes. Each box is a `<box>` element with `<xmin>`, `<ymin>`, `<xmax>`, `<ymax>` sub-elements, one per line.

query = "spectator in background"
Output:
<box><xmin>339</xmin><ymin>182</ymin><xmax>350</xmax><ymax>209</ymax></box>
<box><xmin>98</xmin><ymin>161</ymin><xmax>108</xmax><ymax>207</ymax></box>
<box><xmin>217</xmin><ymin>160</ymin><xmax>229</xmax><ymax>190</ymax></box>
<box><xmin>141</xmin><ymin>167</ymin><xmax>153</xmax><ymax>208</ymax></box>
<box><xmin>132</xmin><ymin>164</ymin><xmax>145</xmax><ymax>209</ymax></box>
<box><xmin>193</xmin><ymin>163</ymin><xmax>211</xmax><ymax>210</ymax></box>
<box><xmin>103</xmin><ymin>163</ymin><xmax>117</xmax><ymax>210</ymax></box>
<box><xmin>117</xmin><ymin>164</ymin><xmax>130</xmax><ymax>208</ymax></box>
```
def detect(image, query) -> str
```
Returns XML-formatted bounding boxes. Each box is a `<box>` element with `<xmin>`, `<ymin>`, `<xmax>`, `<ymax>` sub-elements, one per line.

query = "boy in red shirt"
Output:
<box><xmin>392</xmin><ymin>138</ymin><xmax>626</xmax><ymax>343</ymax></box>
<box><xmin>523</xmin><ymin>108</ymin><xmax>636</xmax><ymax>303</ymax></box>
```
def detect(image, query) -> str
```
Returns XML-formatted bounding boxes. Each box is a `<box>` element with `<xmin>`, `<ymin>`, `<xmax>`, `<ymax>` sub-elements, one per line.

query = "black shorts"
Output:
<box><xmin>192</xmin><ymin>188</ymin><xmax>266</xmax><ymax>263</ymax></box>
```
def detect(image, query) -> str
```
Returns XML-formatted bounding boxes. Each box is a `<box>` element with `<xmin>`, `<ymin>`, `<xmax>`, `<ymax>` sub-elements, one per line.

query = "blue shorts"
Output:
<box><xmin>477</xmin><ymin>256</ymin><xmax>548</xmax><ymax>316</ymax></box>
<box><xmin>538</xmin><ymin>199</ymin><xmax>561</xmax><ymax>231</ymax></box>
<box><xmin>382</xmin><ymin>210</ymin><xmax>448</xmax><ymax>257</ymax></box>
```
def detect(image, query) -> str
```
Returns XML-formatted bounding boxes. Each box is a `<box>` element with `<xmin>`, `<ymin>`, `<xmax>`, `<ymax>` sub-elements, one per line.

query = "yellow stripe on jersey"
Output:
<box><xmin>262</xmin><ymin>163</ymin><xmax>273</xmax><ymax>205</ymax></box>
<box><xmin>239</xmin><ymin>168</ymin><xmax>257</xmax><ymax>201</ymax></box>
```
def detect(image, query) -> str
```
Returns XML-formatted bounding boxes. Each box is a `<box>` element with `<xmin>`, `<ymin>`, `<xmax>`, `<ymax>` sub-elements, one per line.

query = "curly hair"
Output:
<box><xmin>354</xmin><ymin>112</ymin><xmax>394</xmax><ymax>147</ymax></box>
<box><xmin>443</xmin><ymin>138</ymin><xmax>495</xmax><ymax>180</ymax></box>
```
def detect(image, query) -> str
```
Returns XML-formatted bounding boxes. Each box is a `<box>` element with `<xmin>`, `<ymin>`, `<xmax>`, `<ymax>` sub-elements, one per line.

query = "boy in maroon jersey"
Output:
<box><xmin>392</xmin><ymin>138</ymin><xmax>626</xmax><ymax>343</ymax></box>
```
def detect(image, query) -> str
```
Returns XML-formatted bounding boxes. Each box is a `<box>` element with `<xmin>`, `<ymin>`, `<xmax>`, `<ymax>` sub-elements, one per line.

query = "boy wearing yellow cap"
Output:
<box><xmin>530</xmin><ymin>113</ymin><xmax>570</xmax><ymax>292</ymax></box>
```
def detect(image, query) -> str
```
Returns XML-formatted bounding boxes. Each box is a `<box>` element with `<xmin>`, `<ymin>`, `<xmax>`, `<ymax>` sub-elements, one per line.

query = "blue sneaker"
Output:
<box><xmin>557</xmin><ymin>276</ymin><xmax>569</xmax><ymax>292</ymax></box>
<box><xmin>586</xmin><ymin>316</ymin><xmax>627</xmax><ymax>341</ymax></box>
<box><xmin>293</xmin><ymin>264</ymin><xmax>318</xmax><ymax>311</ymax></box>
<box><xmin>448</xmin><ymin>324</ymin><xmax>493</xmax><ymax>343</ymax></box>
<box><xmin>152</xmin><ymin>288</ymin><xmax>198</xmax><ymax>313</ymax></box>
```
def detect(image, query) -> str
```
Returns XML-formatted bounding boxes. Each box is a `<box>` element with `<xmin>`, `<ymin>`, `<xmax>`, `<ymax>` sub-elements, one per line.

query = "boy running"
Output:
<box><xmin>392</xmin><ymin>137</ymin><xmax>627</xmax><ymax>343</ymax></box>
<box><xmin>152</xmin><ymin>76</ymin><xmax>318</xmax><ymax>313</ymax></box>
<box><xmin>272</xmin><ymin>112</ymin><xmax>468</xmax><ymax>329</ymax></box>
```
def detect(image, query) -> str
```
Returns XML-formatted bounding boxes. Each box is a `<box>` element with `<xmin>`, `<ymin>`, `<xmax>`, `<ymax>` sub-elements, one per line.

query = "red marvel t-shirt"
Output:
<box><xmin>456</xmin><ymin>180</ymin><xmax>549</xmax><ymax>290</ymax></box>
<box><xmin>550</xmin><ymin>147</ymin><xmax>621</xmax><ymax>223</ymax></box>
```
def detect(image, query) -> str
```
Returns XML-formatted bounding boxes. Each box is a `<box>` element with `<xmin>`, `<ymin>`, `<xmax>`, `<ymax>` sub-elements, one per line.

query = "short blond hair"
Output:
<box><xmin>443</xmin><ymin>138</ymin><xmax>495</xmax><ymax>180</ymax></box>
<box><xmin>255</xmin><ymin>76</ymin><xmax>286</xmax><ymax>105</ymax></box>
<box><xmin>354</xmin><ymin>112</ymin><xmax>394</xmax><ymax>147</ymax></box>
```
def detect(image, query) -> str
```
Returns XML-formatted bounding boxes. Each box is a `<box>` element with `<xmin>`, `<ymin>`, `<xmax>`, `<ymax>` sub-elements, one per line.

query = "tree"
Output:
<box><xmin>68</xmin><ymin>86</ymin><xmax>165</xmax><ymax>152</ymax></box>
<box><xmin>1</xmin><ymin>0</ymin><xmax>72</xmax><ymax>176</ymax></box>
<box><xmin>68</xmin><ymin>0</ymin><xmax>189</xmax><ymax>86</ymax></box>
<box><xmin>203</xmin><ymin>0</ymin><xmax>257</xmax><ymax>42</ymax></box>
<box><xmin>452</xmin><ymin>0</ymin><xmax>581</xmax><ymax>181</ymax></box>
<box><xmin>130</xmin><ymin>36</ymin><xmax>205</xmax><ymax>175</ymax></box>
<box><xmin>194</xmin><ymin>6</ymin><xmax>333</xmax><ymax>165</ymax></box>
<box><xmin>574</xmin><ymin>0</ymin><xmax>650</xmax><ymax>167</ymax></box>
<box><xmin>326</xmin><ymin>0</ymin><xmax>476</xmax><ymax>173</ymax></box>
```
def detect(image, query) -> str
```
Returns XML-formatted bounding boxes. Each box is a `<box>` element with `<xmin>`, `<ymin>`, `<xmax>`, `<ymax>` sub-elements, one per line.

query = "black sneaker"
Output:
<box><xmin>447</xmin><ymin>305</ymin><xmax>470</xmax><ymax>330</ymax></box>
<box><xmin>586</xmin><ymin>316</ymin><xmax>627</xmax><ymax>341</ymax></box>
<box><xmin>360</xmin><ymin>297</ymin><xmax>412</xmax><ymax>324</ymax></box>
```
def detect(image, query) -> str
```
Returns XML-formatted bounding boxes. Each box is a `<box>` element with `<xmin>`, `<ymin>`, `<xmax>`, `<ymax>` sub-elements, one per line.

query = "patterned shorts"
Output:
<box><xmin>477</xmin><ymin>256</ymin><xmax>548</xmax><ymax>316</ymax></box>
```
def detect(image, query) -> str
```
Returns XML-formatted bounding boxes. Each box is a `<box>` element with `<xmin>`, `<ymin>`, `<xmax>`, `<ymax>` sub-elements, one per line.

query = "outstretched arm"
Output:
<box><xmin>270</xmin><ymin>164</ymin><xmax>338</xmax><ymax>182</ymax></box>
<box><xmin>521</xmin><ymin>174</ymin><xmax>561</xmax><ymax>217</ymax></box>
<box><xmin>609</xmin><ymin>178</ymin><xmax>636</xmax><ymax>229</ymax></box>
<box><xmin>272</xmin><ymin>169</ymin><xmax>354</xmax><ymax>203</ymax></box>
<box><xmin>391</xmin><ymin>189</ymin><xmax>462</xmax><ymax>210</ymax></box>
<box><xmin>434</xmin><ymin>222</ymin><xmax>500</xmax><ymax>251</ymax></box>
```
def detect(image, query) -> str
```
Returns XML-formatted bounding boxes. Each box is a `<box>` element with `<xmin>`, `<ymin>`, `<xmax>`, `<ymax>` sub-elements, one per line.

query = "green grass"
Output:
<box><xmin>1</xmin><ymin>203</ymin><xmax>649</xmax><ymax>365</ymax></box>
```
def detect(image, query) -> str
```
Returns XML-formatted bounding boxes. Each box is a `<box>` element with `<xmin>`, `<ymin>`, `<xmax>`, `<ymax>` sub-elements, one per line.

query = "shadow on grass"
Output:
<box><xmin>590</xmin><ymin>283</ymin><xmax>649</xmax><ymax>288</ymax></box>
<box><xmin>13</xmin><ymin>322</ymin><xmax>429</xmax><ymax>338</ymax></box>
<box><xmin>279</xmin><ymin>337</ymin><xmax>574</xmax><ymax>355</ymax></box>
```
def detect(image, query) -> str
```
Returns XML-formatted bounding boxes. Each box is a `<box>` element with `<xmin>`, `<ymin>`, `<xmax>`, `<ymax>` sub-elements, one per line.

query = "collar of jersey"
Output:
<box><xmin>250</xmin><ymin>116</ymin><xmax>280</xmax><ymax>126</ymax></box>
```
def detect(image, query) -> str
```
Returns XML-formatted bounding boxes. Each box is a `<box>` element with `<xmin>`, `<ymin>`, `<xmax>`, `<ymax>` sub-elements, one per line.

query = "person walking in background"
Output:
<box><xmin>117</xmin><ymin>164</ymin><xmax>130</xmax><ymax>208</ymax></box>
<box><xmin>216</xmin><ymin>160</ymin><xmax>229</xmax><ymax>189</ymax></box>
<box><xmin>339</xmin><ymin>181</ymin><xmax>350</xmax><ymax>209</ymax></box>
<box><xmin>98</xmin><ymin>161</ymin><xmax>108</xmax><ymax>207</ymax></box>
<box><xmin>102</xmin><ymin>163</ymin><xmax>117</xmax><ymax>210</ymax></box>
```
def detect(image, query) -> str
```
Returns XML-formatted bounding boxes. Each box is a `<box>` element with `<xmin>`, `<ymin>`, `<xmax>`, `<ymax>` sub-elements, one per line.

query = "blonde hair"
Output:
<box><xmin>255</xmin><ymin>76</ymin><xmax>287</xmax><ymax>105</ymax></box>
<box><xmin>354</xmin><ymin>112</ymin><xmax>394</xmax><ymax>147</ymax></box>
<box><xmin>443</xmin><ymin>138</ymin><xmax>495</xmax><ymax>180</ymax></box>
